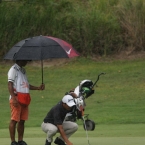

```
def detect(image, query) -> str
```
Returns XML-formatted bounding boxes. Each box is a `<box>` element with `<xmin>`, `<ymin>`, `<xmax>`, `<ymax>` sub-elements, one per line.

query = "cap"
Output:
<box><xmin>62</xmin><ymin>95</ymin><xmax>76</xmax><ymax>107</ymax></box>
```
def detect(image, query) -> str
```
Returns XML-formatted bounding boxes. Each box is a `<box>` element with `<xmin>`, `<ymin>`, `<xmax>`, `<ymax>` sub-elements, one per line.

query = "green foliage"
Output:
<box><xmin>0</xmin><ymin>0</ymin><xmax>145</xmax><ymax>57</ymax></box>
<box><xmin>116</xmin><ymin>0</ymin><xmax>145</xmax><ymax>52</ymax></box>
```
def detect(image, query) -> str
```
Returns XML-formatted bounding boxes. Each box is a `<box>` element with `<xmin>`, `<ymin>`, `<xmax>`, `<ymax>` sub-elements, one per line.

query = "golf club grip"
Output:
<box><xmin>92</xmin><ymin>72</ymin><xmax>106</xmax><ymax>88</ymax></box>
<box><xmin>92</xmin><ymin>79</ymin><xmax>99</xmax><ymax>88</ymax></box>
<box><xmin>91</xmin><ymin>75</ymin><xmax>100</xmax><ymax>88</ymax></box>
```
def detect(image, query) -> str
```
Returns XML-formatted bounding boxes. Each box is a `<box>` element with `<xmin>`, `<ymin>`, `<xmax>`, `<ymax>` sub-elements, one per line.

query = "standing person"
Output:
<box><xmin>8</xmin><ymin>60</ymin><xmax>45</xmax><ymax>145</ymax></box>
<box><xmin>41</xmin><ymin>93</ymin><xmax>78</xmax><ymax>145</ymax></box>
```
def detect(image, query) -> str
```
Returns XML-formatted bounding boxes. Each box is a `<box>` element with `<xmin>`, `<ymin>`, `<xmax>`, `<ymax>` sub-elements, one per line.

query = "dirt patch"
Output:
<box><xmin>0</xmin><ymin>58</ymin><xmax>75</xmax><ymax>68</ymax></box>
<box><xmin>91</xmin><ymin>51</ymin><xmax>145</xmax><ymax>62</ymax></box>
<box><xmin>28</xmin><ymin>58</ymin><xmax>74</xmax><ymax>68</ymax></box>
<box><xmin>39</xmin><ymin>51</ymin><xmax>145</xmax><ymax>67</ymax></box>
<box><xmin>1</xmin><ymin>51</ymin><xmax>145</xmax><ymax>67</ymax></box>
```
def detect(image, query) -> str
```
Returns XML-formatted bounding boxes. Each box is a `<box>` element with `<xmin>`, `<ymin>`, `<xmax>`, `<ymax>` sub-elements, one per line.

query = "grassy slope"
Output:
<box><xmin>0</xmin><ymin>57</ymin><xmax>145</xmax><ymax>129</ymax></box>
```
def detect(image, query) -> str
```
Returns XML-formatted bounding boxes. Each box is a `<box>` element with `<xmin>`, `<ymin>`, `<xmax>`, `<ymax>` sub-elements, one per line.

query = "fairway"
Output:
<box><xmin>1</xmin><ymin>137</ymin><xmax>145</xmax><ymax>145</ymax></box>
<box><xmin>1</xmin><ymin>58</ymin><xmax>145</xmax><ymax>145</ymax></box>
<box><xmin>1</xmin><ymin>124</ymin><xmax>145</xmax><ymax>145</ymax></box>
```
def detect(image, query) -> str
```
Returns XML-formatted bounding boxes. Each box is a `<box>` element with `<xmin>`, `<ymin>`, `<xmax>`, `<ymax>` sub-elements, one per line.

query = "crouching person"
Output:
<box><xmin>41</xmin><ymin>94</ymin><xmax>78</xmax><ymax>145</ymax></box>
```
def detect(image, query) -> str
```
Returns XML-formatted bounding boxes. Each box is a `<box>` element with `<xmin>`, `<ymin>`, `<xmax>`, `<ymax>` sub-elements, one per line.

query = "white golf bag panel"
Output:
<box><xmin>74</xmin><ymin>86</ymin><xmax>86</xmax><ymax>111</ymax></box>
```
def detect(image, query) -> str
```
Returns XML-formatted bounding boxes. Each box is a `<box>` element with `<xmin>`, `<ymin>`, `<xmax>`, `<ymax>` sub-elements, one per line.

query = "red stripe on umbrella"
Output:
<box><xmin>46</xmin><ymin>36</ymin><xmax>79</xmax><ymax>58</ymax></box>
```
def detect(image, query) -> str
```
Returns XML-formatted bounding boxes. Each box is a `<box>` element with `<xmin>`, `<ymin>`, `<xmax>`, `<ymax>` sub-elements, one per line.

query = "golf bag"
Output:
<box><xmin>65</xmin><ymin>79</ymin><xmax>95</xmax><ymax>130</ymax></box>
<box><xmin>65</xmin><ymin>73</ymin><xmax>105</xmax><ymax>131</ymax></box>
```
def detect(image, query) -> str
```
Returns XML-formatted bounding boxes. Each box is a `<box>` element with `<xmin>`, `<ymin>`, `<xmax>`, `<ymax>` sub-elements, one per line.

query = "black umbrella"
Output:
<box><xmin>4</xmin><ymin>35</ymin><xmax>80</xmax><ymax>83</ymax></box>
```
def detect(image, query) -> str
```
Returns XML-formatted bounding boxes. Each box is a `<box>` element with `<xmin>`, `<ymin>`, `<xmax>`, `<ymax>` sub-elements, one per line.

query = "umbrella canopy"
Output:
<box><xmin>4</xmin><ymin>35</ymin><xmax>79</xmax><ymax>60</ymax></box>
<box><xmin>4</xmin><ymin>35</ymin><xmax>79</xmax><ymax>83</ymax></box>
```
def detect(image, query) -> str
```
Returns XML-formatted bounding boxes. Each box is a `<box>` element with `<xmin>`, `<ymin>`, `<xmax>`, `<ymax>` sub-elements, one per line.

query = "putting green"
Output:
<box><xmin>1</xmin><ymin>124</ymin><xmax>145</xmax><ymax>145</ymax></box>
<box><xmin>1</xmin><ymin>137</ymin><xmax>145</xmax><ymax>145</ymax></box>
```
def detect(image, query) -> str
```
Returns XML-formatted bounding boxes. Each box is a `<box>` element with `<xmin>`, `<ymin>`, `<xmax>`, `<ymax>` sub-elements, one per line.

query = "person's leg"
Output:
<box><xmin>17</xmin><ymin>105</ymin><xmax>28</xmax><ymax>145</ymax></box>
<box><xmin>9</xmin><ymin>120</ymin><xmax>18</xmax><ymax>142</ymax></box>
<box><xmin>41</xmin><ymin>122</ymin><xmax>58</xmax><ymax>144</ymax></box>
<box><xmin>54</xmin><ymin>121</ymin><xmax>78</xmax><ymax>145</ymax></box>
<box><xmin>17</xmin><ymin>120</ymin><xmax>25</xmax><ymax>141</ymax></box>
<box><xmin>9</xmin><ymin>100</ymin><xmax>20</xmax><ymax>145</ymax></box>
<box><xmin>45</xmin><ymin>139</ymin><xmax>51</xmax><ymax>145</ymax></box>
<box><xmin>59</xmin><ymin>121</ymin><xmax>78</xmax><ymax>140</ymax></box>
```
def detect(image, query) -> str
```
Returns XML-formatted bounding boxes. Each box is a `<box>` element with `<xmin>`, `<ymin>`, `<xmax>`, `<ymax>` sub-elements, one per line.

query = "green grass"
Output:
<box><xmin>0</xmin><ymin>57</ymin><xmax>145</xmax><ymax>145</ymax></box>
<box><xmin>1</xmin><ymin>137</ymin><xmax>145</xmax><ymax>145</ymax></box>
<box><xmin>0</xmin><ymin>57</ymin><xmax>145</xmax><ymax>129</ymax></box>
<box><xmin>0</xmin><ymin>124</ymin><xmax>145</xmax><ymax>145</ymax></box>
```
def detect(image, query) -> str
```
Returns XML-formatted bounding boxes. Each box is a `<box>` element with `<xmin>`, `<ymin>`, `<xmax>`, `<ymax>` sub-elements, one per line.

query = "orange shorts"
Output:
<box><xmin>9</xmin><ymin>99</ymin><xmax>29</xmax><ymax>122</ymax></box>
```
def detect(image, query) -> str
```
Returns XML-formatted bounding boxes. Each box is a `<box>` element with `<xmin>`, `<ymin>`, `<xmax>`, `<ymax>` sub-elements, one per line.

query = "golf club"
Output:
<box><xmin>81</xmin><ymin>72</ymin><xmax>106</xmax><ymax>145</ymax></box>
<box><xmin>65</xmin><ymin>73</ymin><xmax>106</xmax><ymax>145</ymax></box>
<box><xmin>82</xmin><ymin>116</ymin><xmax>91</xmax><ymax>145</ymax></box>
<box><xmin>79</xmin><ymin>105</ymin><xmax>91</xmax><ymax>145</ymax></box>
<box><xmin>91</xmin><ymin>72</ymin><xmax>106</xmax><ymax>88</ymax></box>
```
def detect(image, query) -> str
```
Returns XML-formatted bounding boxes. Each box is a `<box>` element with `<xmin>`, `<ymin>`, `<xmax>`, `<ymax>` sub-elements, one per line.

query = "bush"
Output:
<box><xmin>0</xmin><ymin>0</ymin><xmax>145</xmax><ymax>59</ymax></box>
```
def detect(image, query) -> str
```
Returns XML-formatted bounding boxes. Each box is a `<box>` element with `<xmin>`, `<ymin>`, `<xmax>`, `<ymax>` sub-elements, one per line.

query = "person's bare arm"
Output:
<box><xmin>70</xmin><ymin>92</ymin><xmax>77</xmax><ymax>98</ymax></box>
<box><xmin>8</xmin><ymin>81</ymin><xmax>18</xmax><ymax>107</ymax></box>
<box><xmin>29</xmin><ymin>84</ymin><xmax>45</xmax><ymax>90</ymax></box>
<box><xmin>57</xmin><ymin>125</ymin><xmax>73</xmax><ymax>145</ymax></box>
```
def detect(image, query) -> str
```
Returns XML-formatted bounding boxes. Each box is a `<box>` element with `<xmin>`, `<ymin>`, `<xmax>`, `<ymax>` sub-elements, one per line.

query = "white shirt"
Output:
<box><xmin>8</xmin><ymin>63</ymin><xmax>30</xmax><ymax>99</ymax></box>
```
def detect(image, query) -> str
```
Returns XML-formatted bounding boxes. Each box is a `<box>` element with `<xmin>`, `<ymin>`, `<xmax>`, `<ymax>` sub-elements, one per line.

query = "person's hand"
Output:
<box><xmin>39</xmin><ymin>84</ymin><xmax>45</xmax><ymax>90</ymax></box>
<box><xmin>12</xmin><ymin>97</ymin><xmax>18</xmax><ymax>107</ymax></box>
<box><xmin>66</xmin><ymin>140</ymin><xmax>73</xmax><ymax>145</ymax></box>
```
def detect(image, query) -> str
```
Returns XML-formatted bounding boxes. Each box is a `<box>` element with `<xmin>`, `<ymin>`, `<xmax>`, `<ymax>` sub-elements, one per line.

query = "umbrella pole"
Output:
<box><xmin>41</xmin><ymin>59</ymin><xmax>43</xmax><ymax>84</ymax></box>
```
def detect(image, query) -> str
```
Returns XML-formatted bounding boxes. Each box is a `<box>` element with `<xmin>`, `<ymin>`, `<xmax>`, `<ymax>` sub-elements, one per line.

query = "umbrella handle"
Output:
<box><xmin>41</xmin><ymin>60</ymin><xmax>43</xmax><ymax>84</ymax></box>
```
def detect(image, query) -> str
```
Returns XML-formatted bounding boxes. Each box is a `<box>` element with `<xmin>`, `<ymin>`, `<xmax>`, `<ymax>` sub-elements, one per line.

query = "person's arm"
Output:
<box><xmin>57</xmin><ymin>125</ymin><xmax>73</xmax><ymax>145</ymax></box>
<box><xmin>29</xmin><ymin>84</ymin><xmax>45</xmax><ymax>90</ymax></box>
<box><xmin>8</xmin><ymin>81</ymin><xmax>18</xmax><ymax>107</ymax></box>
<box><xmin>69</xmin><ymin>92</ymin><xmax>77</xmax><ymax>98</ymax></box>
